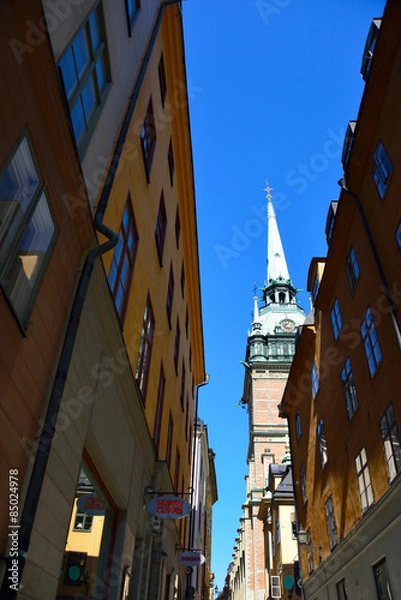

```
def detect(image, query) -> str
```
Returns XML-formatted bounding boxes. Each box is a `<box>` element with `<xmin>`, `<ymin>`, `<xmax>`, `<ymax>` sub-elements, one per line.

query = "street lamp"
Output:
<box><xmin>296</xmin><ymin>526</ymin><xmax>322</xmax><ymax>559</ymax></box>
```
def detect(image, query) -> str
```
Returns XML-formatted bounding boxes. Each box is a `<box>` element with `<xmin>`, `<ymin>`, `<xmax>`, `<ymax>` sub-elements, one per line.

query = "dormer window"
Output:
<box><xmin>325</xmin><ymin>201</ymin><xmax>338</xmax><ymax>246</ymax></box>
<box><xmin>361</xmin><ymin>19</ymin><xmax>381</xmax><ymax>82</ymax></box>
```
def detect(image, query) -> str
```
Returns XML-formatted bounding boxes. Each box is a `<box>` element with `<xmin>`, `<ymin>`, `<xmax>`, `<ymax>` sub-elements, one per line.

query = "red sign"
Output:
<box><xmin>178</xmin><ymin>552</ymin><xmax>205</xmax><ymax>565</ymax></box>
<box><xmin>146</xmin><ymin>496</ymin><xmax>192</xmax><ymax>520</ymax></box>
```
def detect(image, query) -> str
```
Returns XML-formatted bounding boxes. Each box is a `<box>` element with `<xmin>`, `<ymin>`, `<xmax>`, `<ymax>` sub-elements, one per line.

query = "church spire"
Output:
<box><xmin>264</xmin><ymin>182</ymin><xmax>290</xmax><ymax>283</ymax></box>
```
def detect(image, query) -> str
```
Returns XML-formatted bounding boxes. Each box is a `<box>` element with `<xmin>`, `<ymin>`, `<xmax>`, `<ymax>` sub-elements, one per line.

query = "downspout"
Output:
<box><xmin>186</xmin><ymin>375</ymin><xmax>209</xmax><ymax>600</ymax></box>
<box><xmin>0</xmin><ymin>2</ymin><xmax>181</xmax><ymax>598</ymax></box>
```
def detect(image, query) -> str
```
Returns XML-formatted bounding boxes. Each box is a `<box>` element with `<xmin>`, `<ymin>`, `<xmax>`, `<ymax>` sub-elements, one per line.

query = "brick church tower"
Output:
<box><xmin>238</xmin><ymin>185</ymin><xmax>305</xmax><ymax>600</ymax></box>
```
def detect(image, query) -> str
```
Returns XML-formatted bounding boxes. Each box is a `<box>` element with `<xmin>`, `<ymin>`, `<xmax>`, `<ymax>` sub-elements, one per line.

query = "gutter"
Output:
<box><xmin>0</xmin><ymin>2</ymin><xmax>181</xmax><ymax>598</ymax></box>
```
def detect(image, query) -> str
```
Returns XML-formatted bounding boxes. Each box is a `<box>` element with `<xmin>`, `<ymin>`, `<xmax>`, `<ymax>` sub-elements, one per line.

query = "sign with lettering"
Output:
<box><xmin>178</xmin><ymin>552</ymin><xmax>205</xmax><ymax>565</ymax></box>
<box><xmin>146</xmin><ymin>496</ymin><xmax>192</xmax><ymax>519</ymax></box>
<box><xmin>76</xmin><ymin>494</ymin><xmax>106</xmax><ymax>516</ymax></box>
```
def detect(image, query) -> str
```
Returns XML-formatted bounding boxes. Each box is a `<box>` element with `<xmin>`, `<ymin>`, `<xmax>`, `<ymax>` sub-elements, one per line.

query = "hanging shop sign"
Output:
<box><xmin>77</xmin><ymin>494</ymin><xmax>106</xmax><ymax>516</ymax></box>
<box><xmin>146</xmin><ymin>495</ymin><xmax>192</xmax><ymax>519</ymax></box>
<box><xmin>178</xmin><ymin>552</ymin><xmax>205</xmax><ymax>566</ymax></box>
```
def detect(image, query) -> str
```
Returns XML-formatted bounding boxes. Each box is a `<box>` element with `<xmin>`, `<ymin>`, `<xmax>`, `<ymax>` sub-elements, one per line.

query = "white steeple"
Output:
<box><xmin>264</xmin><ymin>182</ymin><xmax>290</xmax><ymax>283</ymax></box>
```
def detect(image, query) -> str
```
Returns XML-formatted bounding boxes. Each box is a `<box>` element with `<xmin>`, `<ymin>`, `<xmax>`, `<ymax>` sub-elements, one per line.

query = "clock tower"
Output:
<box><xmin>239</xmin><ymin>184</ymin><xmax>305</xmax><ymax>600</ymax></box>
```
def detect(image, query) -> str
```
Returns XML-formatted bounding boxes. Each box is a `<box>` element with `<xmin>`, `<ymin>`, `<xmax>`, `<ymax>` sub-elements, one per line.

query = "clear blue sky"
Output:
<box><xmin>182</xmin><ymin>0</ymin><xmax>387</xmax><ymax>590</ymax></box>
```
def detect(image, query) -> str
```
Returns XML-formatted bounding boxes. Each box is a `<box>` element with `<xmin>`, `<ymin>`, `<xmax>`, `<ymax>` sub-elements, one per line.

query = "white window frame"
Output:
<box><xmin>0</xmin><ymin>133</ymin><xmax>57</xmax><ymax>328</ymax></box>
<box><xmin>355</xmin><ymin>447</ymin><xmax>374</xmax><ymax>513</ymax></box>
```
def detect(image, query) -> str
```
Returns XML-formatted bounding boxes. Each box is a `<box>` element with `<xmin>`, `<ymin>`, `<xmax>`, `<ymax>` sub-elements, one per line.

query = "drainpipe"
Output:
<box><xmin>0</xmin><ymin>2</ymin><xmax>181</xmax><ymax>598</ymax></box>
<box><xmin>337</xmin><ymin>177</ymin><xmax>401</xmax><ymax>352</ymax></box>
<box><xmin>185</xmin><ymin>375</ymin><xmax>210</xmax><ymax>600</ymax></box>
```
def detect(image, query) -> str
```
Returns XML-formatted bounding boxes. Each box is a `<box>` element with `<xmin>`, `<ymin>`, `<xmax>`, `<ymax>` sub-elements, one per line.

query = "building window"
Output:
<box><xmin>180</xmin><ymin>263</ymin><xmax>185</xmax><ymax>298</ymax></box>
<box><xmin>330</xmin><ymin>298</ymin><xmax>343</xmax><ymax>340</ymax></box>
<box><xmin>346</xmin><ymin>245</ymin><xmax>360</xmax><ymax>293</ymax></box>
<box><xmin>136</xmin><ymin>296</ymin><xmax>155</xmax><ymax>402</ymax></box>
<box><xmin>336</xmin><ymin>579</ymin><xmax>348</xmax><ymax>600</ymax></box>
<box><xmin>158</xmin><ymin>53</ymin><xmax>167</xmax><ymax>107</ymax></box>
<box><xmin>166</xmin><ymin>412</ymin><xmax>173</xmax><ymax>468</ymax></box>
<box><xmin>380</xmin><ymin>403</ymin><xmax>401</xmax><ymax>482</ymax></box>
<box><xmin>168</xmin><ymin>139</ymin><xmax>175</xmax><ymax>186</ymax></box>
<box><xmin>185</xmin><ymin>397</ymin><xmax>189</xmax><ymax>441</ymax></box>
<box><xmin>361</xmin><ymin>306</ymin><xmax>382</xmax><ymax>377</ymax></box>
<box><xmin>155</xmin><ymin>192</ymin><xmax>167</xmax><ymax>265</ymax></box>
<box><xmin>180</xmin><ymin>361</ymin><xmax>186</xmax><ymax>411</ymax></box>
<box><xmin>153</xmin><ymin>364</ymin><xmax>165</xmax><ymax>455</ymax></box>
<box><xmin>0</xmin><ymin>134</ymin><xmax>57</xmax><ymax>328</ymax></box>
<box><xmin>300</xmin><ymin>461</ymin><xmax>307</xmax><ymax>504</ymax></box>
<box><xmin>59</xmin><ymin>4</ymin><xmax>110</xmax><ymax>155</ymax></box>
<box><xmin>108</xmin><ymin>195</ymin><xmax>138</xmax><ymax>323</ymax></box>
<box><xmin>73</xmin><ymin>511</ymin><xmax>93</xmax><ymax>532</ymax></box>
<box><xmin>174</xmin><ymin>448</ymin><xmax>180</xmax><ymax>492</ymax></box>
<box><xmin>125</xmin><ymin>0</ymin><xmax>140</xmax><ymax>35</ymax></box>
<box><xmin>355</xmin><ymin>447</ymin><xmax>374</xmax><ymax>513</ymax></box>
<box><xmin>295</xmin><ymin>412</ymin><xmax>302</xmax><ymax>440</ymax></box>
<box><xmin>141</xmin><ymin>97</ymin><xmax>156</xmax><ymax>181</ymax></box>
<box><xmin>311</xmin><ymin>275</ymin><xmax>319</xmax><ymax>302</ymax></box>
<box><xmin>311</xmin><ymin>363</ymin><xmax>319</xmax><ymax>399</ymax></box>
<box><xmin>317</xmin><ymin>418</ymin><xmax>328</xmax><ymax>469</ymax></box>
<box><xmin>341</xmin><ymin>357</ymin><xmax>358</xmax><ymax>420</ymax></box>
<box><xmin>373</xmin><ymin>558</ymin><xmax>393</xmax><ymax>600</ymax></box>
<box><xmin>175</xmin><ymin>208</ymin><xmax>180</xmax><ymax>248</ymax></box>
<box><xmin>166</xmin><ymin>263</ymin><xmax>174</xmax><ymax>328</ymax></box>
<box><xmin>325</xmin><ymin>496</ymin><xmax>338</xmax><ymax>549</ymax></box>
<box><xmin>174</xmin><ymin>319</ymin><xmax>180</xmax><ymax>374</ymax></box>
<box><xmin>395</xmin><ymin>220</ymin><xmax>401</xmax><ymax>250</ymax></box>
<box><xmin>276</xmin><ymin>518</ymin><xmax>281</xmax><ymax>545</ymax></box>
<box><xmin>372</xmin><ymin>141</ymin><xmax>392</xmax><ymax>199</ymax></box>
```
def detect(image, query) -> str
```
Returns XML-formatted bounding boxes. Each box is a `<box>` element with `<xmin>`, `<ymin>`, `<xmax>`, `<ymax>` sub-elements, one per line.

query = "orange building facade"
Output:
<box><xmin>0</xmin><ymin>2</ymin><xmax>210</xmax><ymax>600</ymax></box>
<box><xmin>281</xmin><ymin>2</ymin><xmax>401</xmax><ymax>597</ymax></box>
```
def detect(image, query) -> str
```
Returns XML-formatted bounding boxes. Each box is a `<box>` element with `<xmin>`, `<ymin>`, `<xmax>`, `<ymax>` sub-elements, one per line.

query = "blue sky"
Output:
<box><xmin>182</xmin><ymin>0</ymin><xmax>387</xmax><ymax>590</ymax></box>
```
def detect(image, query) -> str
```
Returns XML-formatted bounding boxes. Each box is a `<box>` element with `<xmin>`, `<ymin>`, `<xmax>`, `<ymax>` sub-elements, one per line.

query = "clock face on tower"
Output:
<box><xmin>280</xmin><ymin>319</ymin><xmax>295</xmax><ymax>332</ymax></box>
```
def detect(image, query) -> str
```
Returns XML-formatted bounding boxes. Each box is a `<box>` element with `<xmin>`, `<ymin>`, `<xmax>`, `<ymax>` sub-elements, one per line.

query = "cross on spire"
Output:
<box><xmin>263</xmin><ymin>181</ymin><xmax>273</xmax><ymax>200</ymax></box>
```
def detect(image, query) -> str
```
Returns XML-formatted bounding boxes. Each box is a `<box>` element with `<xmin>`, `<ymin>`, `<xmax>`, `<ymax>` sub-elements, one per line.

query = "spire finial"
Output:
<box><xmin>263</xmin><ymin>181</ymin><xmax>273</xmax><ymax>201</ymax></box>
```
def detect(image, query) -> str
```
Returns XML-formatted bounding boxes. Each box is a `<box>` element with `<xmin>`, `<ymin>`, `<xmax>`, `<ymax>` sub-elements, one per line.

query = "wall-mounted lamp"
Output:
<box><xmin>297</xmin><ymin>526</ymin><xmax>322</xmax><ymax>559</ymax></box>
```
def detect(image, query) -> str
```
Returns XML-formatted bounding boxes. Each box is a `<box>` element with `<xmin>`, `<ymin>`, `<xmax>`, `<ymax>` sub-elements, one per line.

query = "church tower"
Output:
<box><xmin>239</xmin><ymin>184</ymin><xmax>305</xmax><ymax>600</ymax></box>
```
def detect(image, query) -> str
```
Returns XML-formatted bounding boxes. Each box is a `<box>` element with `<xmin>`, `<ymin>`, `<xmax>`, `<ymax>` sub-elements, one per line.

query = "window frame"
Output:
<box><xmin>125</xmin><ymin>0</ymin><xmax>140</xmax><ymax>35</ymax></box>
<box><xmin>155</xmin><ymin>191</ymin><xmax>167</xmax><ymax>265</ymax></box>
<box><xmin>158</xmin><ymin>53</ymin><xmax>167</xmax><ymax>107</ymax></box>
<box><xmin>58</xmin><ymin>3</ymin><xmax>111</xmax><ymax>158</ymax></box>
<box><xmin>174</xmin><ymin>318</ymin><xmax>180</xmax><ymax>374</ymax></box>
<box><xmin>295</xmin><ymin>411</ymin><xmax>302</xmax><ymax>440</ymax></box>
<box><xmin>373</xmin><ymin>558</ymin><xmax>393</xmax><ymax>600</ymax></box>
<box><xmin>380</xmin><ymin>403</ymin><xmax>401</xmax><ymax>482</ymax></box>
<box><xmin>153</xmin><ymin>364</ymin><xmax>165</xmax><ymax>455</ymax></box>
<box><xmin>108</xmin><ymin>194</ymin><xmax>138</xmax><ymax>323</ymax></box>
<box><xmin>330</xmin><ymin>298</ymin><xmax>343</xmax><ymax>340</ymax></box>
<box><xmin>325</xmin><ymin>495</ymin><xmax>338</xmax><ymax>550</ymax></box>
<box><xmin>300</xmin><ymin>461</ymin><xmax>307</xmax><ymax>504</ymax></box>
<box><xmin>336</xmin><ymin>578</ymin><xmax>348</xmax><ymax>600</ymax></box>
<box><xmin>372</xmin><ymin>141</ymin><xmax>392</xmax><ymax>200</ymax></box>
<box><xmin>355</xmin><ymin>447</ymin><xmax>374</xmax><ymax>513</ymax></box>
<box><xmin>361</xmin><ymin>306</ymin><xmax>383</xmax><ymax>378</ymax></box>
<box><xmin>311</xmin><ymin>363</ymin><xmax>319</xmax><ymax>399</ymax></box>
<box><xmin>317</xmin><ymin>418</ymin><xmax>328</xmax><ymax>469</ymax></box>
<box><xmin>141</xmin><ymin>97</ymin><xmax>157</xmax><ymax>182</ymax></box>
<box><xmin>135</xmin><ymin>295</ymin><xmax>155</xmax><ymax>403</ymax></box>
<box><xmin>166</xmin><ymin>263</ymin><xmax>174</xmax><ymax>329</ymax></box>
<box><xmin>346</xmin><ymin>245</ymin><xmax>360</xmax><ymax>294</ymax></box>
<box><xmin>341</xmin><ymin>357</ymin><xmax>358</xmax><ymax>420</ymax></box>
<box><xmin>0</xmin><ymin>132</ymin><xmax>58</xmax><ymax>330</ymax></box>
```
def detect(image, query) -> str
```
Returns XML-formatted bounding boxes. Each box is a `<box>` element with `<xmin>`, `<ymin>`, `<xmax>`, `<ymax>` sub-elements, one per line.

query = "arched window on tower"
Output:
<box><xmin>278</xmin><ymin>291</ymin><xmax>285</xmax><ymax>303</ymax></box>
